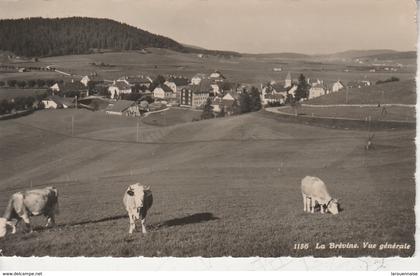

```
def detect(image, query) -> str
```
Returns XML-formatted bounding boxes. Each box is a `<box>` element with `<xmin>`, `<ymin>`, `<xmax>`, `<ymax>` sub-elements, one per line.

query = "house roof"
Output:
<box><xmin>156</xmin><ymin>84</ymin><xmax>173</xmax><ymax>93</ymax></box>
<box><xmin>48</xmin><ymin>95</ymin><xmax>75</xmax><ymax>107</ymax></box>
<box><xmin>114</xmin><ymin>81</ymin><xmax>132</xmax><ymax>90</ymax></box>
<box><xmin>168</xmin><ymin>76</ymin><xmax>190</xmax><ymax>86</ymax></box>
<box><xmin>191</xmin><ymin>79</ymin><xmax>213</xmax><ymax>94</ymax></box>
<box><xmin>265</xmin><ymin>94</ymin><xmax>285</xmax><ymax>100</ymax></box>
<box><xmin>271</xmin><ymin>83</ymin><xmax>287</xmax><ymax>92</ymax></box>
<box><xmin>310</xmin><ymin>83</ymin><xmax>326</xmax><ymax>89</ymax></box>
<box><xmin>63</xmin><ymin>81</ymin><xmax>86</xmax><ymax>91</ymax></box>
<box><xmin>106</xmin><ymin>100</ymin><xmax>136</xmax><ymax>112</ymax></box>
<box><xmin>126</xmin><ymin>76</ymin><xmax>152</xmax><ymax>85</ymax></box>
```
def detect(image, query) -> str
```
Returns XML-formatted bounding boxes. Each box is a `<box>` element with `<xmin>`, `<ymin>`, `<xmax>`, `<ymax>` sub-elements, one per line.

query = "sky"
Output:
<box><xmin>0</xmin><ymin>0</ymin><xmax>417</xmax><ymax>54</ymax></box>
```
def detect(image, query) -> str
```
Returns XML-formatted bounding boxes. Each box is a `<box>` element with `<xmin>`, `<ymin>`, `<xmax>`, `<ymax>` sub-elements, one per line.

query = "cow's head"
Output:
<box><xmin>126</xmin><ymin>183</ymin><xmax>150</xmax><ymax>213</ymax></box>
<box><xmin>326</xmin><ymin>199</ymin><xmax>339</xmax><ymax>215</ymax></box>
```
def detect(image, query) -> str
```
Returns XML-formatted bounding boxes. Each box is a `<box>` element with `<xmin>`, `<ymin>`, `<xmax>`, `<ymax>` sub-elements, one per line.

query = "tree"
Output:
<box><xmin>150</xmin><ymin>75</ymin><xmax>166</xmax><ymax>91</ymax></box>
<box><xmin>294</xmin><ymin>74</ymin><xmax>310</xmax><ymax>101</ymax></box>
<box><xmin>249</xmin><ymin>86</ymin><xmax>262</xmax><ymax>112</ymax></box>
<box><xmin>7</xmin><ymin>80</ymin><xmax>17</xmax><ymax>87</ymax></box>
<box><xmin>239</xmin><ymin>90</ymin><xmax>251</xmax><ymax>114</ymax></box>
<box><xmin>27</xmin><ymin>79</ymin><xmax>36</xmax><ymax>88</ymax></box>
<box><xmin>16</xmin><ymin>80</ymin><xmax>27</xmax><ymax>88</ymax></box>
<box><xmin>0</xmin><ymin>81</ymin><xmax>5</xmax><ymax>87</ymax></box>
<box><xmin>201</xmin><ymin>98</ymin><xmax>214</xmax><ymax>120</ymax></box>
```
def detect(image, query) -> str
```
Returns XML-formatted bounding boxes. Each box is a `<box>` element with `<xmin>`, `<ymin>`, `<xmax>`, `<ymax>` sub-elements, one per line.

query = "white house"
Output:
<box><xmin>164</xmin><ymin>81</ymin><xmax>177</xmax><ymax>93</ymax></box>
<box><xmin>81</xmin><ymin>75</ymin><xmax>90</xmax><ymax>87</ymax></box>
<box><xmin>332</xmin><ymin>80</ymin><xmax>345</xmax><ymax>93</ymax></box>
<box><xmin>41</xmin><ymin>99</ymin><xmax>58</xmax><ymax>109</ymax></box>
<box><xmin>191</xmin><ymin>73</ymin><xmax>207</xmax><ymax>85</ymax></box>
<box><xmin>308</xmin><ymin>83</ymin><xmax>326</xmax><ymax>99</ymax></box>
<box><xmin>153</xmin><ymin>84</ymin><xmax>175</xmax><ymax>100</ymax></box>
<box><xmin>108</xmin><ymin>81</ymin><xmax>132</xmax><ymax>99</ymax></box>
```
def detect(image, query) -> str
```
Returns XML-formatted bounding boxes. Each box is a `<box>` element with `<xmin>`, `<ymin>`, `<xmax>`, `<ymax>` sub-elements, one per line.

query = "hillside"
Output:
<box><xmin>308</xmin><ymin>79</ymin><xmax>416</xmax><ymax>105</ymax></box>
<box><xmin>0</xmin><ymin>109</ymin><xmax>415</xmax><ymax>256</ymax></box>
<box><xmin>315</xmin><ymin>49</ymin><xmax>397</xmax><ymax>60</ymax></box>
<box><xmin>0</xmin><ymin>17</ymin><xmax>240</xmax><ymax>58</ymax></box>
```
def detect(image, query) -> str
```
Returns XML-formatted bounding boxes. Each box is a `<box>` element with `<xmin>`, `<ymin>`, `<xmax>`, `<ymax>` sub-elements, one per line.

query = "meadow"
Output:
<box><xmin>0</xmin><ymin>49</ymin><xmax>416</xmax><ymax>87</ymax></box>
<box><xmin>0</xmin><ymin>109</ymin><xmax>415</xmax><ymax>257</ymax></box>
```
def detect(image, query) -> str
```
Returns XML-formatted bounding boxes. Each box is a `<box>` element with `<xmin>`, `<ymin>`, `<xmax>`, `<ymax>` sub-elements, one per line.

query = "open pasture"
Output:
<box><xmin>1</xmin><ymin>49</ymin><xmax>415</xmax><ymax>86</ymax></box>
<box><xmin>0</xmin><ymin>109</ymin><xmax>415</xmax><ymax>257</ymax></box>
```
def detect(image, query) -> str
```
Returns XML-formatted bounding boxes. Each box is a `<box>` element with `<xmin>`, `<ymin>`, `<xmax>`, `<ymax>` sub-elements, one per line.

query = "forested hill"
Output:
<box><xmin>0</xmin><ymin>17</ymin><xmax>240</xmax><ymax>57</ymax></box>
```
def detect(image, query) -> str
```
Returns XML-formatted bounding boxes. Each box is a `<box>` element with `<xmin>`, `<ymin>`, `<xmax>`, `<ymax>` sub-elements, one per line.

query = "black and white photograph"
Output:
<box><xmin>0</xmin><ymin>0</ymin><xmax>417</xmax><ymax>269</ymax></box>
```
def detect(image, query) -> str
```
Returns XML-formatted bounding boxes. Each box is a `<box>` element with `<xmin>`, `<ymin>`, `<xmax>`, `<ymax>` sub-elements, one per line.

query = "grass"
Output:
<box><xmin>1</xmin><ymin>49</ymin><xmax>416</xmax><ymax>87</ymax></box>
<box><xmin>279</xmin><ymin>105</ymin><xmax>415</xmax><ymax>122</ymax></box>
<box><xmin>142</xmin><ymin>107</ymin><xmax>201</xmax><ymax>126</ymax></box>
<box><xmin>0</xmin><ymin>109</ymin><xmax>415</xmax><ymax>257</ymax></box>
<box><xmin>308</xmin><ymin>80</ymin><xmax>416</xmax><ymax>105</ymax></box>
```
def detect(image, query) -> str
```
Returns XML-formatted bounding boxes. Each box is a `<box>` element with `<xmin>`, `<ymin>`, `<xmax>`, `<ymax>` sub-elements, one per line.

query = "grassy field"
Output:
<box><xmin>308</xmin><ymin>80</ymin><xmax>416</xmax><ymax>105</ymax></box>
<box><xmin>279</xmin><ymin>105</ymin><xmax>415</xmax><ymax>122</ymax></box>
<box><xmin>142</xmin><ymin>107</ymin><xmax>201</xmax><ymax>126</ymax></box>
<box><xmin>0</xmin><ymin>49</ymin><xmax>416</xmax><ymax>87</ymax></box>
<box><xmin>0</xmin><ymin>109</ymin><xmax>415</xmax><ymax>257</ymax></box>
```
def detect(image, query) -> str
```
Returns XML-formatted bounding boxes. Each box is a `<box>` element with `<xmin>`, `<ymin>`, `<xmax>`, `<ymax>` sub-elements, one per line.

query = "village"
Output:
<box><xmin>0</xmin><ymin>66</ymin><xmax>376</xmax><ymax>119</ymax></box>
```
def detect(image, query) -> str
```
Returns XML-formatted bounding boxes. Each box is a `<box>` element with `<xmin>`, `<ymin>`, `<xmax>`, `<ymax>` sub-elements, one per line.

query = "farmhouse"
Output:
<box><xmin>108</xmin><ymin>81</ymin><xmax>132</xmax><ymax>99</ymax></box>
<box><xmin>41</xmin><ymin>96</ymin><xmax>74</xmax><ymax>109</ymax></box>
<box><xmin>347</xmin><ymin>80</ymin><xmax>371</xmax><ymax>89</ymax></box>
<box><xmin>209</xmin><ymin>70</ymin><xmax>226</xmax><ymax>82</ymax></box>
<box><xmin>153</xmin><ymin>84</ymin><xmax>175</xmax><ymax>100</ymax></box>
<box><xmin>125</xmin><ymin>75</ymin><xmax>153</xmax><ymax>88</ymax></box>
<box><xmin>191</xmin><ymin>73</ymin><xmax>207</xmax><ymax>85</ymax></box>
<box><xmin>308</xmin><ymin>83</ymin><xmax>327</xmax><ymax>99</ymax></box>
<box><xmin>105</xmin><ymin>100</ymin><xmax>140</xmax><ymax>116</ymax></box>
<box><xmin>332</xmin><ymin>80</ymin><xmax>345</xmax><ymax>93</ymax></box>
<box><xmin>261</xmin><ymin>82</ymin><xmax>289</xmax><ymax>105</ymax></box>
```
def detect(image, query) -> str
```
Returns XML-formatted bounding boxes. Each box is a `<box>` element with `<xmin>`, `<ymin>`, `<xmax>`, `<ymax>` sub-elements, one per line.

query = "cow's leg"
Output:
<box><xmin>305</xmin><ymin>196</ymin><xmax>311</xmax><ymax>213</ymax></box>
<box><xmin>128</xmin><ymin>215</ymin><xmax>136</xmax><ymax>234</ymax></box>
<box><xmin>310</xmin><ymin>198</ymin><xmax>316</xmax><ymax>213</ymax></box>
<box><xmin>302</xmin><ymin>194</ymin><xmax>307</xmax><ymax>212</ymax></box>
<box><xmin>320</xmin><ymin>204</ymin><xmax>325</xmax><ymax>214</ymax></box>
<box><xmin>45</xmin><ymin>215</ymin><xmax>56</xmax><ymax>227</ymax></box>
<box><xmin>21</xmin><ymin>214</ymin><xmax>32</xmax><ymax>233</ymax></box>
<box><xmin>141</xmin><ymin>218</ymin><xmax>147</xmax><ymax>234</ymax></box>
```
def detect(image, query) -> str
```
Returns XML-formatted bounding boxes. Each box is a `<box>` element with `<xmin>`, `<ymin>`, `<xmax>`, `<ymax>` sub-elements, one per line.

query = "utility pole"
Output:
<box><xmin>136</xmin><ymin>118</ymin><xmax>139</xmax><ymax>143</ymax></box>
<box><xmin>71</xmin><ymin>115</ymin><xmax>74</xmax><ymax>137</ymax></box>
<box><xmin>345</xmin><ymin>86</ymin><xmax>349</xmax><ymax>104</ymax></box>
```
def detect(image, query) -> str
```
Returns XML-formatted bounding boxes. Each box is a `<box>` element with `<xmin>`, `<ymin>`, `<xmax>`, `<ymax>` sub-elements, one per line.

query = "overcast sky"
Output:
<box><xmin>0</xmin><ymin>0</ymin><xmax>416</xmax><ymax>54</ymax></box>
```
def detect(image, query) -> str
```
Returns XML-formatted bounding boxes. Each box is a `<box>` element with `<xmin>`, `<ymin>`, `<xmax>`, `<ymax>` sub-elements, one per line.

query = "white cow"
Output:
<box><xmin>301</xmin><ymin>176</ymin><xmax>339</xmax><ymax>215</ymax></box>
<box><xmin>1</xmin><ymin>186</ymin><xmax>59</xmax><ymax>237</ymax></box>
<box><xmin>123</xmin><ymin>183</ymin><xmax>153</xmax><ymax>234</ymax></box>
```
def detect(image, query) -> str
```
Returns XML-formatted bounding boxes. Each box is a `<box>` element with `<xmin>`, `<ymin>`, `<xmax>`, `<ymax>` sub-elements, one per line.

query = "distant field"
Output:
<box><xmin>1</xmin><ymin>49</ymin><xmax>415</xmax><ymax>87</ymax></box>
<box><xmin>308</xmin><ymin>80</ymin><xmax>416</xmax><ymax>105</ymax></box>
<box><xmin>279</xmin><ymin>105</ymin><xmax>415</xmax><ymax>122</ymax></box>
<box><xmin>0</xmin><ymin>109</ymin><xmax>414</xmax><ymax>257</ymax></box>
<box><xmin>0</xmin><ymin>88</ymin><xmax>47</xmax><ymax>100</ymax></box>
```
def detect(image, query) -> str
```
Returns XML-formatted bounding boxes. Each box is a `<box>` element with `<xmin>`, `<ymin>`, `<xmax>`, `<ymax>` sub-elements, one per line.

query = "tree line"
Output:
<box><xmin>0</xmin><ymin>17</ymin><xmax>240</xmax><ymax>58</ymax></box>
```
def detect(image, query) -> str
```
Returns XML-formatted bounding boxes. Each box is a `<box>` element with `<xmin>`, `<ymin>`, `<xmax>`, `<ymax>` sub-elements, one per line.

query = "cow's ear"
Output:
<box><xmin>127</xmin><ymin>190</ymin><xmax>134</xmax><ymax>196</ymax></box>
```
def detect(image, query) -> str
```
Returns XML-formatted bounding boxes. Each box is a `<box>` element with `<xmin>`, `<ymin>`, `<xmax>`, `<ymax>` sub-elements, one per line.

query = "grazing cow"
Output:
<box><xmin>1</xmin><ymin>186</ymin><xmax>59</xmax><ymax>237</ymax></box>
<box><xmin>123</xmin><ymin>183</ymin><xmax>153</xmax><ymax>234</ymax></box>
<box><xmin>301</xmin><ymin>176</ymin><xmax>339</xmax><ymax>215</ymax></box>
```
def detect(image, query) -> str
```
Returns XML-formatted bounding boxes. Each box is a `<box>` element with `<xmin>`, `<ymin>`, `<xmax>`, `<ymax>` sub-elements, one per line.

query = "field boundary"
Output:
<box><xmin>0</xmin><ymin>109</ymin><xmax>34</xmax><ymax>120</ymax></box>
<box><xmin>301</xmin><ymin>103</ymin><xmax>415</xmax><ymax>108</ymax></box>
<box><xmin>264</xmin><ymin>107</ymin><xmax>416</xmax><ymax>130</ymax></box>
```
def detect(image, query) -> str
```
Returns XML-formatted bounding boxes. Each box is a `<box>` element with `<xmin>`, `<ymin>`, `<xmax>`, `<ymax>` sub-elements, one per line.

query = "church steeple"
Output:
<box><xmin>284</xmin><ymin>72</ymin><xmax>292</xmax><ymax>88</ymax></box>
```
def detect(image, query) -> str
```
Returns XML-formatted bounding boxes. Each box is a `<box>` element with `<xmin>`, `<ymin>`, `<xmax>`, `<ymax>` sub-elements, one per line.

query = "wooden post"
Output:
<box><xmin>71</xmin><ymin>115</ymin><xmax>74</xmax><ymax>137</ymax></box>
<box><xmin>136</xmin><ymin>119</ymin><xmax>139</xmax><ymax>143</ymax></box>
<box><xmin>345</xmin><ymin>86</ymin><xmax>349</xmax><ymax>104</ymax></box>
